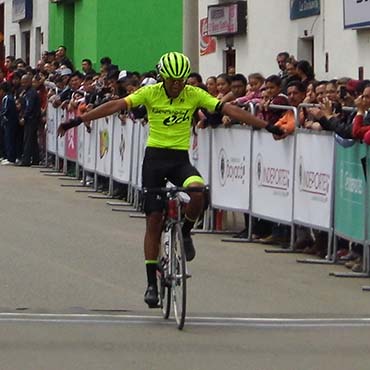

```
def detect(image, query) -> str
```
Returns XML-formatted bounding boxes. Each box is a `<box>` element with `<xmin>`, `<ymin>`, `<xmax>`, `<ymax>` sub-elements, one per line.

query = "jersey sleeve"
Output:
<box><xmin>195</xmin><ymin>88</ymin><xmax>221</xmax><ymax>112</ymax></box>
<box><xmin>125</xmin><ymin>86</ymin><xmax>150</xmax><ymax>109</ymax></box>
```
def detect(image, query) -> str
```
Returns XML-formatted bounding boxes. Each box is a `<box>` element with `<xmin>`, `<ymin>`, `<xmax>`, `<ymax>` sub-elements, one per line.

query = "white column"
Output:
<box><xmin>183</xmin><ymin>0</ymin><xmax>199</xmax><ymax>72</ymax></box>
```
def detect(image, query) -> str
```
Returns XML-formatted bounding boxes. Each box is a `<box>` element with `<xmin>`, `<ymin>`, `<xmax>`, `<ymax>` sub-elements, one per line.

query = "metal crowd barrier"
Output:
<box><xmin>46</xmin><ymin>103</ymin><xmax>370</xmax><ymax>282</ymax></box>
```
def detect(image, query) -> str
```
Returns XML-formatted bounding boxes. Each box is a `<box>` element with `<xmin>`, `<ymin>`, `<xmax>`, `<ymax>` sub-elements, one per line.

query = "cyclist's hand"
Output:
<box><xmin>265</xmin><ymin>123</ymin><xmax>284</xmax><ymax>136</ymax></box>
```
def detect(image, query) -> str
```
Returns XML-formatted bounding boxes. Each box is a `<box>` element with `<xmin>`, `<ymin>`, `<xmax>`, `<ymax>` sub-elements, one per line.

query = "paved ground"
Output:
<box><xmin>0</xmin><ymin>165</ymin><xmax>369</xmax><ymax>370</ymax></box>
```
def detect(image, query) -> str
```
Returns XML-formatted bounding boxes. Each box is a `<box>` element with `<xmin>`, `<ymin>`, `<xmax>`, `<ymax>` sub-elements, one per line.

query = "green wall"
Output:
<box><xmin>49</xmin><ymin>0</ymin><xmax>183</xmax><ymax>73</ymax></box>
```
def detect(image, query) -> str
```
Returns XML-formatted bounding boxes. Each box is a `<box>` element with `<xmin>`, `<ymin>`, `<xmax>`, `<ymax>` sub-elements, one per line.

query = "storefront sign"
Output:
<box><xmin>344</xmin><ymin>0</ymin><xmax>370</xmax><ymax>29</ymax></box>
<box><xmin>207</xmin><ymin>1</ymin><xmax>246</xmax><ymax>36</ymax></box>
<box><xmin>200</xmin><ymin>18</ymin><xmax>216</xmax><ymax>56</ymax></box>
<box><xmin>12</xmin><ymin>0</ymin><xmax>32</xmax><ymax>22</ymax></box>
<box><xmin>290</xmin><ymin>0</ymin><xmax>320</xmax><ymax>20</ymax></box>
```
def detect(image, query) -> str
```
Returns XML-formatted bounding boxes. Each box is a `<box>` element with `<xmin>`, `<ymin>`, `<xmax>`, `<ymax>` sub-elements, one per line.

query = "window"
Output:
<box><xmin>10</xmin><ymin>34</ymin><xmax>16</xmax><ymax>57</ymax></box>
<box><xmin>21</xmin><ymin>30</ymin><xmax>30</xmax><ymax>65</ymax></box>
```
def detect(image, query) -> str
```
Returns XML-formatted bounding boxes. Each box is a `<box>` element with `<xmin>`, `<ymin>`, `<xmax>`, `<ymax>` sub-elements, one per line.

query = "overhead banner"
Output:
<box><xmin>95</xmin><ymin>116</ymin><xmax>113</xmax><ymax>177</ymax></box>
<box><xmin>190</xmin><ymin>127</ymin><xmax>211</xmax><ymax>184</ymax></box>
<box><xmin>46</xmin><ymin>103</ymin><xmax>57</xmax><ymax>154</ymax></box>
<box><xmin>83</xmin><ymin>120</ymin><xmax>97</xmax><ymax>173</ymax></box>
<box><xmin>211</xmin><ymin>127</ymin><xmax>251</xmax><ymax>211</ymax></box>
<box><xmin>112</xmin><ymin>116</ymin><xmax>134</xmax><ymax>184</ymax></box>
<box><xmin>251</xmin><ymin>131</ymin><xmax>295</xmax><ymax>222</ymax></box>
<box><xmin>335</xmin><ymin>142</ymin><xmax>367</xmax><ymax>241</ymax></box>
<box><xmin>290</xmin><ymin>0</ymin><xmax>320</xmax><ymax>20</ymax></box>
<box><xmin>343</xmin><ymin>0</ymin><xmax>370</xmax><ymax>29</ymax></box>
<box><xmin>293</xmin><ymin>131</ymin><xmax>334</xmax><ymax>229</ymax></box>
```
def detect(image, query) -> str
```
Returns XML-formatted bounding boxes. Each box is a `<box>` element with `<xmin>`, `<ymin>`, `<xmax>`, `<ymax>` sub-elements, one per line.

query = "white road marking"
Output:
<box><xmin>0</xmin><ymin>312</ymin><xmax>369</xmax><ymax>328</ymax></box>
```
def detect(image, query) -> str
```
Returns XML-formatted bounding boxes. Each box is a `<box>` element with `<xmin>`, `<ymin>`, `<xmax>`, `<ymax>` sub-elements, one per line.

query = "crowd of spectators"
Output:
<box><xmin>1</xmin><ymin>47</ymin><xmax>369</xmax><ymax>270</ymax></box>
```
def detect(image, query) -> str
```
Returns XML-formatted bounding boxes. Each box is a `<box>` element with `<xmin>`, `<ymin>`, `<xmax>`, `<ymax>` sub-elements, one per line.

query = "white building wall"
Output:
<box><xmin>2</xmin><ymin>0</ymin><xmax>48</xmax><ymax>67</ymax></box>
<box><xmin>198</xmin><ymin>0</ymin><xmax>370</xmax><ymax>81</ymax></box>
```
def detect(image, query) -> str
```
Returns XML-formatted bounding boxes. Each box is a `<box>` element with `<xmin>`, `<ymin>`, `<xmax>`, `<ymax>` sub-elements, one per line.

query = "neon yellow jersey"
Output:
<box><xmin>125</xmin><ymin>83</ymin><xmax>221</xmax><ymax>150</ymax></box>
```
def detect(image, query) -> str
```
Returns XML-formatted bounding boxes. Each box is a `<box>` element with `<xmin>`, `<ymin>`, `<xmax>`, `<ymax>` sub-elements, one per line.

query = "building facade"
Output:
<box><xmin>197</xmin><ymin>0</ymin><xmax>370</xmax><ymax>81</ymax></box>
<box><xmin>1</xmin><ymin>0</ymin><xmax>49</xmax><ymax>66</ymax></box>
<box><xmin>49</xmin><ymin>0</ymin><xmax>183</xmax><ymax>73</ymax></box>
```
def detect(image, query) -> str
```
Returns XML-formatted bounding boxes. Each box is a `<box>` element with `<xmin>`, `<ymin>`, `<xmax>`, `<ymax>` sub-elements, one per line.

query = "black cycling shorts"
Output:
<box><xmin>142</xmin><ymin>147</ymin><xmax>203</xmax><ymax>214</ymax></box>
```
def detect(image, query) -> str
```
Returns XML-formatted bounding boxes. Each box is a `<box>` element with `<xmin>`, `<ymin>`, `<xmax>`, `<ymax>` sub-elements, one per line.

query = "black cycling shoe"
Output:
<box><xmin>183</xmin><ymin>235</ymin><xmax>196</xmax><ymax>261</ymax></box>
<box><xmin>144</xmin><ymin>285</ymin><xmax>159</xmax><ymax>308</ymax></box>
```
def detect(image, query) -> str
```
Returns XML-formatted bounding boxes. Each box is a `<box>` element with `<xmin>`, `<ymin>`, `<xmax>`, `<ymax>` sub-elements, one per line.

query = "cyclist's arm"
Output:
<box><xmin>221</xmin><ymin>102</ymin><xmax>267</xmax><ymax>129</ymax></box>
<box><xmin>80</xmin><ymin>98</ymin><xmax>128</xmax><ymax>123</ymax></box>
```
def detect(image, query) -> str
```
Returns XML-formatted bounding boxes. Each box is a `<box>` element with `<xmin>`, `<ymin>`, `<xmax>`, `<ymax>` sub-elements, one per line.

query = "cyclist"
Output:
<box><xmin>58</xmin><ymin>52</ymin><xmax>283</xmax><ymax>308</ymax></box>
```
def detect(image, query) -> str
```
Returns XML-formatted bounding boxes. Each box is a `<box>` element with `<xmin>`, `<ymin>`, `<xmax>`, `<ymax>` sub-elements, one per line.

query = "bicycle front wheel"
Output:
<box><xmin>158</xmin><ymin>231</ymin><xmax>171</xmax><ymax>319</ymax></box>
<box><xmin>171</xmin><ymin>223</ymin><xmax>187</xmax><ymax>330</ymax></box>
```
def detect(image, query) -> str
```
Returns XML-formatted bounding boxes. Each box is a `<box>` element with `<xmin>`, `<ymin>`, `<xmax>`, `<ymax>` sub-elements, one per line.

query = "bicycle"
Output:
<box><xmin>143</xmin><ymin>185</ymin><xmax>208</xmax><ymax>330</ymax></box>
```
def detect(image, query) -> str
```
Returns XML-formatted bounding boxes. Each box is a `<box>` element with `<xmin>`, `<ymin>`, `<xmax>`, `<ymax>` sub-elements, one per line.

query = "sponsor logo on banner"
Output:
<box><xmin>99</xmin><ymin>129</ymin><xmax>109</xmax><ymax>158</ymax></box>
<box><xmin>256</xmin><ymin>153</ymin><xmax>290</xmax><ymax>193</ymax></box>
<box><xmin>298</xmin><ymin>156</ymin><xmax>330</xmax><ymax>198</ymax></box>
<box><xmin>340</xmin><ymin>168</ymin><xmax>363</xmax><ymax>195</ymax></box>
<box><xmin>67</xmin><ymin>129</ymin><xmax>75</xmax><ymax>151</ymax></box>
<box><xmin>218</xmin><ymin>148</ymin><xmax>246</xmax><ymax>187</ymax></box>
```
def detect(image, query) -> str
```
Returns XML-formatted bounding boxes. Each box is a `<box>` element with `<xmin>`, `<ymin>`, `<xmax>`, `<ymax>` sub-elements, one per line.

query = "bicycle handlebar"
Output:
<box><xmin>143</xmin><ymin>185</ymin><xmax>209</xmax><ymax>195</ymax></box>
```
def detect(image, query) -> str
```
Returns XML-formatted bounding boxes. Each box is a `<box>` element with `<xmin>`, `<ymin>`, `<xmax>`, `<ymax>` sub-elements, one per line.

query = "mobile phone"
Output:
<box><xmin>339</xmin><ymin>86</ymin><xmax>347</xmax><ymax>100</ymax></box>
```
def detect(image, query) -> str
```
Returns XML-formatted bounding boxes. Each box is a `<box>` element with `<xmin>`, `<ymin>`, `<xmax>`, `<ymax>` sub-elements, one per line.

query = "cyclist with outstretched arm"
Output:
<box><xmin>58</xmin><ymin>52</ymin><xmax>282</xmax><ymax>308</ymax></box>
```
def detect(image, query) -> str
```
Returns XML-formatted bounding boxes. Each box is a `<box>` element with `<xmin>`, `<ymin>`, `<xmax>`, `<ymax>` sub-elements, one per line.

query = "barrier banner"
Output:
<box><xmin>57</xmin><ymin>109</ymin><xmax>67</xmax><ymax>159</ymax></box>
<box><xmin>83</xmin><ymin>119</ymin><xmax>97</xmax><ymax>173</ymax></box>
<box><xmin>251</xmin><ymin>131</ymin><xmax>294</xmax><ymax>222</ymax></box>
<box><xmin>190</xmin><ymin>127</ymin><xmax>211</xmax><ymax>184</ymax></box>
<box><xmin>95</xmin><ymin>116</ymin><xmax>113</xmax><ymax>176</ymax></box>
<box><xmin>65</xmin><ymin>111</ymin><xmax>78</xmax><ymax>161</ymax></box>
<box><xmin>77</xmin><ymin>123</ymin><xmax>84</xmax><ymax>166</ymax></box>
<box><xmin>131</xmin><ymin>122</ymin><xmax>140</xmax><ymax>187</ymax></box>
<box><xmin>112</xmin><ymin>116</ymin><xmax>134</xmax><ymax>184</ymax></box>
<box><xmin>294</xmin><ymin>132</ymin><xmax>334</xmax><ymax>229</ymax></box>
<box><xmin>46</xmin><ymin>103</ymin><xmax>57</xmax><ymax>154</ymax></box>
<box><xmin>136</xmin><ymin>121</ymin><xmax>149</xmax><ymax>190</ymax></box>
<box><xmin>335</xmin><ymin>142</ymin><xmax>367</xmax><ymax>241</ymax></box>
<box><xmin>211</xmin><ymin>127</ymin><xmax>251</xmax><ymax>211</ymax></box>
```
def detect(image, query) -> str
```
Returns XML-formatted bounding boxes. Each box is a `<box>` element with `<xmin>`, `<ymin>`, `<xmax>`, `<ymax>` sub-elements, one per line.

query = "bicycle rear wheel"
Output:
<box><xmin>158</xmin><ymin>230</ymin><xmax>171</xmax><ymax>319</ymax></box>
<box><xmin>171</xmin><ymin>223</ymin><xmax>187</xmax><ymax>330</ymax></box>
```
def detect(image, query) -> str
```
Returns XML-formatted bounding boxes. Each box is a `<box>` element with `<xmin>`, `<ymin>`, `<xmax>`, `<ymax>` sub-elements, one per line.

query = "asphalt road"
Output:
<box><xmin>1</xmin><ymin>165</ymin><xmax>370</xmax><ymax>370</ymax></box>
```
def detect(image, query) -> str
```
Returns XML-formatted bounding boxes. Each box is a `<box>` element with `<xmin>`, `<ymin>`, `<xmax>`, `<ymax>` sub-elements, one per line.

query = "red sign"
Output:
<box><xmin>200</xmin><ymin>18</ymin><xmax>216</xmax><ymax>56</ymax></box>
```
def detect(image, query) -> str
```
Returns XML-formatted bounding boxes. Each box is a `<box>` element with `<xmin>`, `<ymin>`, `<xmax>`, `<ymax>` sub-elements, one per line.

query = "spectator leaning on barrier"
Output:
<box><xmin>352</xmin><ymin>84</ymin><xmax>370</xmax><ymax>144</ymax></box>
<box><xmin>307</xmin><ymin>82</ymin><xmax>370</xmax><ymax>139</ymax></box>
<box><xmin>222</xmin><ymin>73</ymin><xmax>248</xmax><ymax>126</ymax></box>
<box><xmin>273</xmin><ymin>80</ymin><xmax>306</xmax><ymax>140</ymax></box>
<box><xmin>260</xmin><ymin>74</ymin><xmax>289</xmax><ymax>125</ymax></box>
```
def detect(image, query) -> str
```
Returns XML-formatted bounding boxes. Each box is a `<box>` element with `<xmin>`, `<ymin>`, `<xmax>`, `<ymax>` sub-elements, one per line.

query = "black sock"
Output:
<box><xmin>145</xmin><ymin>262</ymin><xmax>157</xmax><ymax>286</ymax></box>
<box><xmin>182</xmin><ymin>215</ymin><xmax>196</xmax><ymax>237</ymax></box>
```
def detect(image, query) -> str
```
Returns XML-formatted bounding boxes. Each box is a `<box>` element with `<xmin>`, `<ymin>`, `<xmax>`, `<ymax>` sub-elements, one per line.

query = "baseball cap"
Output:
<box><xmin>58</xmin><ymin>68</ymin><xmax>72</xmax><ymax>77</ymax></box>
<box><xmin>140</xmin><ymin>77</ymin><xmax>157</xmax><ymax>87</ymax></box>
<box><xmin>117</xmin><ymin>70</ymin><xmax>127</xmax><ymax>82</ymax></box>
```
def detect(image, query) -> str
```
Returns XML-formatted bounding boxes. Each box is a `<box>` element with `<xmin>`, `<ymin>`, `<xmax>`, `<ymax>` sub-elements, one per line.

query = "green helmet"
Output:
<box><xmin>157</xmin><ymin>52</ymin><xmax>191</xmax><ymax>80</ymax></box>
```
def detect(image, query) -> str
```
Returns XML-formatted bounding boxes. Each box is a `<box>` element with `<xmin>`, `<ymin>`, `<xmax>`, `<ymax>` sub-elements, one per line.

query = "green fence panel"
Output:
<box><xmin>335</xmin><ymin>142</ymin><xmax>367</xmax><ymax>242</ymax></box>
